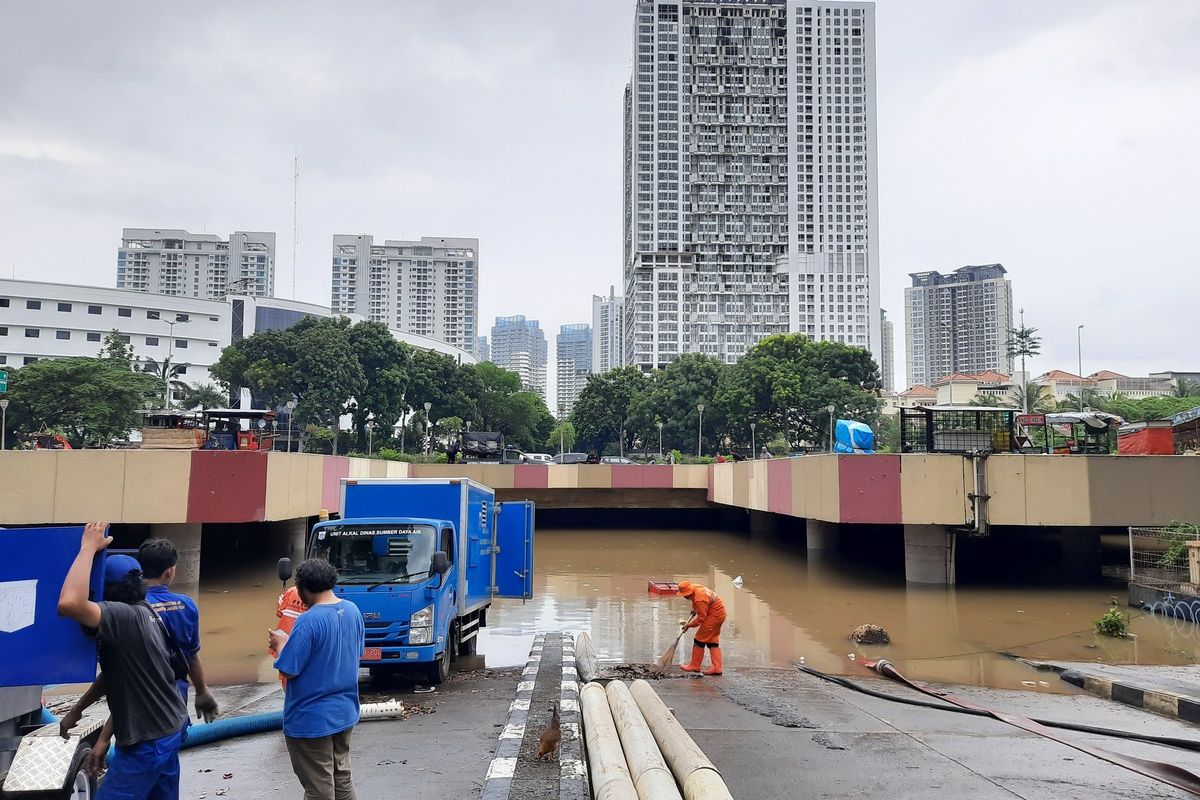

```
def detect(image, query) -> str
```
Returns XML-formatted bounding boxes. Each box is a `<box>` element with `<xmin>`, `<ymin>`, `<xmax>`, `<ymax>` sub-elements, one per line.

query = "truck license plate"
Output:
<box><xmin>362</xmin><ymin>647</ymin><xmax>382</xmax><ymax>661</ymax></box>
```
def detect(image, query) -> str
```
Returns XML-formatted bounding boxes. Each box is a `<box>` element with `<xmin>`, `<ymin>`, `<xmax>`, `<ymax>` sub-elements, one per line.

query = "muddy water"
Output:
<box><xmin>191</xmin><ymin>528</ymin><xmax>1200</xmax><ymax>692</ymax></box>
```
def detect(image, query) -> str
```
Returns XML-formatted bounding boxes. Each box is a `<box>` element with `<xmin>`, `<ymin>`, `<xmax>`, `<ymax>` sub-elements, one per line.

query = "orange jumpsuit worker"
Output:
<box><xmin>269</xmin><ymin>585</ymin><xmax>308</xmax><ymax>686</ymax></box>
<box><xmin>676</xmin><ymin>580</ymin><xmax>727</xmax><ymax>676</ymax></box>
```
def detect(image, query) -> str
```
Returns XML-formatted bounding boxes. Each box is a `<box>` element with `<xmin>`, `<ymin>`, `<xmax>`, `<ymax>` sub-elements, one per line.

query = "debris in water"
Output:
<box><xmin>1021</xmin><ymin>681</ymin><xmax>1037</xmax><ymax>687</ymax></box>
<box><xmin>732</xmin><ymin>575</ymin><xmax>744</xmax><ymax>588</ymax></box>
<box><xmin>849</xmin><ymin>624</ymin><xmax>891</xmax><ymax>645</ymax></box>
<box><xmin>222</xmin><ymin>773</ymin><xmax>233</xmax><ymax>780</ymax></box>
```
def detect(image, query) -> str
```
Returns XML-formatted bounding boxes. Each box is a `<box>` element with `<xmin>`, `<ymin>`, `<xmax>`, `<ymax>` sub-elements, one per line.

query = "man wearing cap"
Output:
<box><xmin>675</xmin><ymin>580</ymin><xmax>727</xmax><ymax>676</ymax></box>
<box><xmin>58</xmin><ymin>522</ymin><xmax>188</xmax><ymax>800</ymax></box>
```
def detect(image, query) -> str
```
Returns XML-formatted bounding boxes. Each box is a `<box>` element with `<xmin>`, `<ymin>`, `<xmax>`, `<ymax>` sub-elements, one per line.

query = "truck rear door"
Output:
<box><xmin>491</xmin><ymin>501</ymin><xmax>534</xmax><ymax>599</ymax></box>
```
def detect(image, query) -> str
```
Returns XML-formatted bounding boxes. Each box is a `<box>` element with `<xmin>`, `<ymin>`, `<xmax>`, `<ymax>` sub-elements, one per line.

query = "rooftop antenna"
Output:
<box><xmin>292</xmin><ymin>150</ymin><xmax>299</xmax><ymax>299</ymax></box>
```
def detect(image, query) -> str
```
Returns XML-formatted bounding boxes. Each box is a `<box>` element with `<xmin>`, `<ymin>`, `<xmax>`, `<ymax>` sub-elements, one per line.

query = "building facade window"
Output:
<box><xmin>57</xmin><ymin>302</ymin><xmax>72</xmax><ymax>312</ymax></box>
<box><xmin>118</xmin><ymin>307</ymin><xmax>132</xmax><ymax>317</ymax></box>
<box><xmin>56</xmin><ymin>330</ymin><xmax>71</xmax><ymax>340</ymax></box>
<box><xmin>88</xmin><ymin>305</ymin><xmax>102</xmax><ymax>315</ymax></box>
<box><xmin>146</xmin><ymin>336</ymin><xmax>159</xmax><ymax>346</ymax></box>
<box><xmin>25</xmin><ymin>329</ymin><xmax>39</xmax><ymax>338</ymax></box>
<box><xmin>87</xmin><ymin>332</ymin><xmax>102</xmax><ymax>342</ymax></box>
<box><xmin>26</xmin><ymin>300</ymin><xmax>41</xmax><ymax>310</ymax></box>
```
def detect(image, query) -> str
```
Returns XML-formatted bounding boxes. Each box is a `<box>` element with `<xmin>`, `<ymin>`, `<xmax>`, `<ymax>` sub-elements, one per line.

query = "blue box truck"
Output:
<box><xmin>282</xmin><ymin>478</ymin><xmax>535</xmax><ymax>685</ymax></box>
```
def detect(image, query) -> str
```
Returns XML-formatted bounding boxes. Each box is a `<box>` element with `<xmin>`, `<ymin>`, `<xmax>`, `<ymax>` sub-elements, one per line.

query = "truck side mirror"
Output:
<box><xmin>277</xmin><ymin>557</ymin><xmax>293</xmax><ymax>584</ymax></box>
<box><xmin>430</xmin><ymin>551</ymin><xmax>450</xmax><ymax>576</ymax></box>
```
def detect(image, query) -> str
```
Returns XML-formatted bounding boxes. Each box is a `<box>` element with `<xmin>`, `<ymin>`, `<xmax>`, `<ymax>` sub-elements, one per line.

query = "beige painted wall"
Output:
<box><xmin>900</xmin><ymin>455</ymin><xmax>970</xmax><ymax>526</ymax></box>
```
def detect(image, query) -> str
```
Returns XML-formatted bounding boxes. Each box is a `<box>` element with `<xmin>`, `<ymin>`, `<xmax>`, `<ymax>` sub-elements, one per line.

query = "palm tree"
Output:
<box><xmin>1175</xmin><ymin>378</ymin><xmax>1198</xmax><ymax>398</ymax></box>
<box><xmin>1014</xmin><ymin>381</ymin><xmax>1056</xmax><ymax>413</ymax></box>
<box><xmin>142</xmin><ymin>356</ymin><xmax>188</xmax><ymax>407</ymax></box>
<box><xmin>1006</xmin><ymin>321</ymin><xmax>1043</xmax><ymax>412</ymax></box>
<box><xmin>180</xmin><ymin>383</ymin><xmax>228</xmax><ymax>411</ymax></box>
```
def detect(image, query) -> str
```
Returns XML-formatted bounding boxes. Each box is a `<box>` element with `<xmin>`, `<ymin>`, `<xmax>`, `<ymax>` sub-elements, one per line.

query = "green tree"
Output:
<box><xmin>209</xmin><ymin>327</ymin><xmax>298</xmax><ymax>409</ymax></box>
<box><xmin>547</xmin><ymin>419</ymin><xmax>577</xmax><ymax>453</ymax></box>
<box><xmin>99</xmin><ymin>329</ymin><xmax>135</xmax><ymax>366</ymax></box>
<box><xmin>628</xmin><ymin>353</ymin><xmax>728</xmax><ymax>454</ymax></box>
<box><xmin>347</xmin><ymin>321</ymin><xmax>410</xmax><ymax>451</ymax></box>
<box><xmin>1090</xmin><ymin>394</ymin><xmax>1200</xmax><ymax>423</ymax></box>
<box><xmin>405</xmin><ymin>351</ymin><xmax>482</xmax><ymax>441</ymax></box>
<box><xmin>140</xmin><ymin>356</ymin><xmax>188</xmax><ymax>407</ymax></box>
<box><xmin>1175</xmin><ymin>378</ymin><xmax>1199</xmax><ymax>398</ymax></box>
<box><xmin>180</xmin><ymin>382</ymin><xmax>227</xmax><ymax>411</ymax></box>
<box><xmin>473</xmin><ymin>362</ymin><xmax>523</xmax><ymax>430</ymax></box>
<box><xmin>571</xmin><ymin>366</ymin><xmax>649</xmax><ymax>454</ymax></box>
<box><xmin>1005</xmin><ymin>324</ymin><xmax>1042</xmax><ymax>411</ymax></box>
<box><xmin>6</xmin><ymin>357</ymin><xmax>158</xmax><ymax>447</ymax></box>
<box><xmin>715</xmin><ymin>334</ymin><xmax>879</xmax><ymax>449</ymax></box>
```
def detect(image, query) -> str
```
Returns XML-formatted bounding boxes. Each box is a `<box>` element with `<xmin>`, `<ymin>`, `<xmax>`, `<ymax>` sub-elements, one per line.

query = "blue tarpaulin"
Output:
<box><xmin>834</xmin><ymin>419</ymin><xmax>875</xmax><ymax>454</ymax></box>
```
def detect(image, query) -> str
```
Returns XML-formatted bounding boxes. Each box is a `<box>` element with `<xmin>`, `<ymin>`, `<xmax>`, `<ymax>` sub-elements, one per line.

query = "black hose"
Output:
<box><xmin>795</xmin><ymin>664</ymin><xmax>1200</xmax><ymax>753</ymax></box>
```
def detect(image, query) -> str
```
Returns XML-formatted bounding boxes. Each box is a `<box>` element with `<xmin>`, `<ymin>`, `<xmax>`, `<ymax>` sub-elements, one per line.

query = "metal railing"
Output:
<box><xmin>1129</xmin><ymin>525</ymin><xmax>1199</xmax><ymax>593</ymax></box>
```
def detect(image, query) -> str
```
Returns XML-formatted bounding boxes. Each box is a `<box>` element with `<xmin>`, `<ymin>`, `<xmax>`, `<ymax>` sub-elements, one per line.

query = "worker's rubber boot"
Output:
<box><xmin>681</xmin><ymin>644</ymin><xmax>706</xmax><ymax>673</ymax></box>
<box><xmin>703</xmin><ymin>646</ymin><xmax>723</xmax><ymax>676</ymax></box>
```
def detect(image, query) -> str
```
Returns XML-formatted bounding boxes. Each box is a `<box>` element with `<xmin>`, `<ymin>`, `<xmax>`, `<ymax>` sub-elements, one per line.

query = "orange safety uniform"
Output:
<box><xmin>271</xmin><ymin>586</ymin><xmax>308</xmax><ymax>686</ymax></box>
<box><xmin>676</xmin><ymin>580</ymin><xmax>727</xmax><ymax>675</ymax></box>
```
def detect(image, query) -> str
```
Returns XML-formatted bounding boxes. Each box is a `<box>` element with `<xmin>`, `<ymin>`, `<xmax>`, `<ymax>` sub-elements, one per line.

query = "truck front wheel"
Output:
<box><xmin>427</xmin><ymin>646</ymin><xmax>450</xmax><ymax>685</ymax></box>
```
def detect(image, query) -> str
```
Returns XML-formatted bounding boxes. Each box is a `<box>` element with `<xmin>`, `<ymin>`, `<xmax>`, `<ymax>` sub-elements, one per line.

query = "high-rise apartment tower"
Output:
<box><xmin>491</xmin><ymin>315</ymin><xmax>548</xmax><ymax>401</ymax></box>
<box><xmin>118</xmin><ymin>229</ymin><xmax>276</xmax><ymax>299</ymax></box>
<box><xmin>592</xmin><ymin>287</ymin><xmax>625</xmax><ymax>374</ymax></box>
<box><xmin>556</xmin><ymin>323</ymin><xmax>593</xmax><ymax>416</ymax></box>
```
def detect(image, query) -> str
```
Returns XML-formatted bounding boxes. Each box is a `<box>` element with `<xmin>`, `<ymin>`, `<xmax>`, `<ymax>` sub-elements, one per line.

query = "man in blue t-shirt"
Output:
<box><xmin>269</xmin><ymin>559</ymin><xmax>364</xmax><ymax>800</ymax></box>
<box><xmin>138</xmin><ymin>539</ymin><xmax>218</xmax><ymax>727</ymax></box>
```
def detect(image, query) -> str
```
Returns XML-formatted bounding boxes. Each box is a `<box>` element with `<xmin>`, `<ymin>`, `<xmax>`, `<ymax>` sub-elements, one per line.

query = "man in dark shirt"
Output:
<box><xmin>269</xmin><ymin>559</ymin><xmax>364</xmax><ymax>800</ymax></box>
<box><xmin>58</xmin><ymin>522</ymin><xmax>188</xmax><ymax>800</ymax></box>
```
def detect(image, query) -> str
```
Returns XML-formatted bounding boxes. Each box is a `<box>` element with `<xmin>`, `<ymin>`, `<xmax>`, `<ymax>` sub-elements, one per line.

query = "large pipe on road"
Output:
<box><xmin>605</xmin><ymin>681</ymin><xmax>682</xmax><ymax>800</ymax></box>
<box><xmin>576</xmin><ymin>631</ymin><xmax>600</xmax><ymax>683</ymax></box>
<box><xmin>629</xmin><ymin>679</ymin><xmax>733</xmax><ymax>800</ymax></box>
<box><xmin>581</xmin><ymin>683</ymin><xmax>639</xmax><ymax>800</ymax></box>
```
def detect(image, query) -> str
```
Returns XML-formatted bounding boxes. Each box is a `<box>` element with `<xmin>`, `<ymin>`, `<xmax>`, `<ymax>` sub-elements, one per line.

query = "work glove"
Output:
<box><xmin>195</xmin><ymin>690</ymin><xmax>219</xmax><ymax>723</ymax></box>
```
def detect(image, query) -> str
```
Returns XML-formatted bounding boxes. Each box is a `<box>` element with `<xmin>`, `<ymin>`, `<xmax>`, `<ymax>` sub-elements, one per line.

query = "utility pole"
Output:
<box><xmin>292</xmin><ymin>151</ymin><xmax>299</xmax><ymax>299</ymax></box>
<box><xmin>1077</xmin><ymin>324</ymin><xmax>1085</xmax><ymax>412</ymax></box>
<box><xmin>696</xmin><ymin>404</ymin><xmax>704</xmax><ymax>458</ymax></box>
<box><xmin>0</xmin><ymin>398</ymin><xmax>8</xmax><ymax>451</ymax></box>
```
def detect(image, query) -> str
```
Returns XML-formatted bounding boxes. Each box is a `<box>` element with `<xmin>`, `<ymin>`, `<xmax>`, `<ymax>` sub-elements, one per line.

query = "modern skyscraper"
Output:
<box><xmin>591</xmin><ymin>287</ymin><xmax>624</xmax><ymax>374</ymax></box>
<box><xmin>880</xmin><ymin>308</ymin><xmax>894</xmax><ymax>393</ymax></box>
<box><xmin>623</xmin><ymin>0</ymin><xmax>879</xmax><ymax>370</ymax></box>
<box><xmin>491</xmin><ymin>315</ymin><xmax>548</xmax><ymax>401</ymax></box>
<box><xmin>118</xmin><ymin>229</ymin><xmax>276</xmax><ymax>299</ymax></box>
<box><xmin>330</xmin><ymin>234</ymin><xmax>478</xmax><ymax>352</ymax></box>
<box><xmin>475</xmin><ymin>335</ymin><xmax>490</xmax><ymax>363</ymax></box>
<box><xmin>905</xmin><ymin>264</ymin><xmax>1014</xmax><ymax>389</ymax></box>
<box><xmin>556</xmin><ymin>323</ymin><xmax>593</xmax><ymax>416</ymax></box>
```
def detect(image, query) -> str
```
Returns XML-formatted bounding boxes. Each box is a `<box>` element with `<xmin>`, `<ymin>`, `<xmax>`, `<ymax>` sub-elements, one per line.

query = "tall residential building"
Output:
<box><xmin>491</xmin><ymin>315</ymin><xmax>548</xmax><ymax>401</ymax></box>
<box><xmin>591</xmin><ymin>286</ymin><xmax>624</xmax><ymax>373</ymax></box>
<box><xmin>880</xmin><ymin>308</ymin><xmax>894</xmax><ymax>392</ymax></box>
<box><xmin>475</xmin><ymin>335</ymin><xmax>490</xmax><ymax>363</ymax></box>
<box><xmin>556</xmin><ymin>323</ymin><xmax>593</xmax><ymax>416</ymax></box>
<box><xmin>118</xmin><ymin>229</ymin><xmax>276</xmax><ymax>299</ymax></box>
<box><xmin>904</xmin><ymin>264</ymin><xmax>1014</xmax><ymax>389</ymax></box>
<box><xmin>330</xmin><ymin>234</ymin><xmax>479</xmax><ymax>352</ymax></box>
<box><xmin>623</xmin><ymin>0</ymin><xmax>879</xmax><ymax>370</ymax></box>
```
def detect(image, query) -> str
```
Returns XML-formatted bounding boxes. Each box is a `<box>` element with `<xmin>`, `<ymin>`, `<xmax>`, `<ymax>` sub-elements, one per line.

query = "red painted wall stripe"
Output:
<box><xmin>611</xmin><ymin>465</ymin><xmax>675</xmax><ymax>489</ymax></box>
<box><xmin>513</xmin><ymin>465</ymin><xmax>549</xmax><ymax>489</ymax></box>
<box><xmin>321</xmin><ymin>457</ymin><xmax>351</xmax><ymax>513</ymax></box>
<box><xmin>837</xmin><ymin>454</ymin><xmax>902</xmax><ymax>524</ymax></box>
<box><xmin>766</xmin><ymin>459</ymin><xmax>793</xmax><ymax>516</ymax></box>
<box><xmin>186</xmin><ymin>451</ymin><xmax>268</xmax><ymax>523</ymax></box>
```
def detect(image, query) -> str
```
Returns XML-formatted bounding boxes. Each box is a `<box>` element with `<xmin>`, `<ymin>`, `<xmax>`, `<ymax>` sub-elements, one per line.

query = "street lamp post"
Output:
<box><xmin>620</xmin><ymin>419</ymin><xmax>625</xmax><ymax>459</ymax></box>
<box><xmin>557</xmin><ymin>403</ymin><xmax>565</xmax><ymax>458</ymax></box>
<box><xmin>0</xmin><ymin>398</ymin><xmax>8</xmax><ymax>451</ymax></box>
<box><xmin>750</xmin><ymin>422</ymin><xmax>757</xmax><ymax>459</ymax></box>
<box><xmin>827</xmin><ymin>404</ymin><xmax>836</xmax><ymax>453</ymax></box>
<box><xmin>423</xmin><ymin>402</ymin><xmax>432</xmax><ymax>455</ymax></box>
<box><xmin>696</xmin><ymin>403</ymin><xmax>705</xmax><ymax>458</ymax></box>
<box><xmin>367</xmin><ymin>414</ymin><xmax>376</xmax><ymax>457</ymax></box>
<box><xmin>1077</xmin><ymin>324</ymin><xmax>1086</xmax><ymax>412</ymax></box>
<box><xmin>156</xmin><ymin>316</ymin><xmax>187</xmax><ymax>407</ymax></box>
<box><xmin>285</xmin><ymin>399</ymin><xmax>297</xmax><ymax>452</ymax></box>
<box><xmin>657</xmin><ymin>420</ymin><xmax>663</xmax><ymax>462</ymax></box>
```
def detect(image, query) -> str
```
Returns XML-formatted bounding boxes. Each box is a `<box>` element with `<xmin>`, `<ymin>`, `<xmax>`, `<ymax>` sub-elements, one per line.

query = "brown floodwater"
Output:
<box><xmin>190</xmin><ymin>528</ymin><xmax>1200</xmax><ymax>692</ymax></box>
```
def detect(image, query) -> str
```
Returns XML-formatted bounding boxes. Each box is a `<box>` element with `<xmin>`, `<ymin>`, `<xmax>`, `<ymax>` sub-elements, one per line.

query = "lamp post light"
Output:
<box><xmin>1077</xmin><ymin>324</ymin><xmax>1086</xmax><ymax>412</ymax></box>
<box><xmin>156</xmin><ymin>316</ymin><xmax>188</xmax><ymax>406</ymax></box>
<box><xmin>367</xmin><ymin>413</ymin><xmax>376</xmax><ymax>457</ymax></box>
<box><xmin>826</xmin><ymin>404</ymin><xmax>836</xmax><ymax>453</ymax></box>
<box><xmin>0</xmin><ymin>398</ymin><xmax>8</xmax><ymax>451</ymax></box>
<box><xmin>657</xmin><ymin>420</ymin><xmax>663</xmax><ymax>461</ymax></box>
<box><xmin>557</xmin><ymin>403</ymin><xmax>565</xmax><ymax>458</ymax></box>
<box><xmin>620</xmin><ymin>418</ymin><xmax>626</xmax><ymax>459</ymax></box>
<box><xmin>423</xmin><ymin>402</ymin><xmax>432</xmax><ymax>455</ymax></box>
<box><xmin>750</xmin><ymin>421</ymin><xmax>757</xmax><ymax>459</ymax></box>
<box><xmin>285</xmin><ymin>399</ymin><xmax>297</xmax><ymax>452</ymax></box>
<box><xmin>696</xmin><ymin>403</ymin><xmax>705</xmax><ymax>458</ymax></box>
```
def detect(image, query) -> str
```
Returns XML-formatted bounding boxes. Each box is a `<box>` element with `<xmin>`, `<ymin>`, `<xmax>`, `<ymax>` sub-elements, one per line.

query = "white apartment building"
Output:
<box><xmin>592</xmin><ymin>287</ymin><xmax>624</xmax><ymax>373</ymax></box>
<box><xmin>117</xmin><ymin>229</ymin><xmax>276</xmax><ymax>299</ymax></box>
<box><xmin>0</xmin><ymin>279</ymin><xmax>475</xmax><ymax>402</ymax></box>
<box><xmin>623</xmin><ymin>0</ymin><xmax>879</xmax><ymax>369</ymax></box>
<box><xmin>905</xmin><ymin>264</ymin><xmax>1014</xmax><ymax>389</ymax></box>
<box><xmin>556</xmin><ymin>323</ymin><xmax>593</xmax><ymax>416</ymax></box>
<box><xmin>491</xmin><ymin>315</ymin><xmax>548</xmax><ymax>402</ymax></box>
<box><xmin>330</xmin><ymin>234</ymin><xmax>479</xmax><ymax>354</ymax></box>
<box><xmin>880</xmin><ymin>308</ymin><xmax>894</xmax><ymax>392</ymax></box>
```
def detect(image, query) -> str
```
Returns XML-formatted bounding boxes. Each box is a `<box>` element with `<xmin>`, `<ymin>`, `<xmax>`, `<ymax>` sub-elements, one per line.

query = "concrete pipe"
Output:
<box><xmin>605</xmin><ymin>681</ymin><xmax>683</xmax><ymax>800</ymax></box>
<box><xmin>629</xmin><ymin>679</ymin><xmax>734</xmax><ymax>800</ymax></box>
<box><xmin>576</xmin><ymin>631</ymin><xmax>600</xmax><ymax>683</ymax></box>
<box><xmin>581</xmin><ymin>682</ymin><xmax>639</xmax><ymax>800</ymax></box>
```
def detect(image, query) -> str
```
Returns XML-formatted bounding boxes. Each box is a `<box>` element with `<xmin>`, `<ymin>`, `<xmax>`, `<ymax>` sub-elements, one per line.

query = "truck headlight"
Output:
<box><xmin>411</xmin><ymin>605</ymin><xmax>433</xmax><ymax>628</ymax></box>
<box><xmin>409</xmin><ymin>626</ymin><xmax>432</xmax><ymax>645</ymax></box>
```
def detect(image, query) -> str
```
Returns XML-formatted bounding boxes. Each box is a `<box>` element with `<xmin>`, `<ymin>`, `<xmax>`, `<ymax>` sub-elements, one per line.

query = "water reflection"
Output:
<box><xmin>191</xmin><ymin>528</ymin><xmax>1199</xmax><ymax>691</ymax></box>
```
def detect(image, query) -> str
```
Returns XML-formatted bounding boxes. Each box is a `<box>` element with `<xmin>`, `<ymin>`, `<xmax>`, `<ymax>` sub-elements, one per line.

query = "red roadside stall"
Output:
<box><xmin>1117</xmin><ymin>420</ymin><xmax>1175</xmax><ymax>455</ymax></box>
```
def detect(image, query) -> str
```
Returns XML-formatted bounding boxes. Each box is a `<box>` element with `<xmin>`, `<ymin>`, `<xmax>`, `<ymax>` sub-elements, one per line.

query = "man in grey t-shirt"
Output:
<box><xmin>58</xmin><ymin>522</ymin><xmax>188</xmax><ymax>800</ymax></box>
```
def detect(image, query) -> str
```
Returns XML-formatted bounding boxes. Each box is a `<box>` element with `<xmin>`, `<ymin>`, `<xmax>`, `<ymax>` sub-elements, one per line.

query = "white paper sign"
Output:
<box><xmin>0</xmin><ymin>579</ymin><xmax>37</xmax><ymax>633</ymax></box>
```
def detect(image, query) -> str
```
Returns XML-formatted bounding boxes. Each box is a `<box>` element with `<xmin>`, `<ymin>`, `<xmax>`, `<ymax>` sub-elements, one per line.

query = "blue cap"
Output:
<box><xmin>104</xmin><ymin>554</ymin><xmax>141</xmax><ymax>585</ymax></box>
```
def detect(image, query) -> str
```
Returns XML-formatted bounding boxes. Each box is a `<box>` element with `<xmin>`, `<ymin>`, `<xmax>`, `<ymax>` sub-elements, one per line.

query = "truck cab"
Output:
<box><xmin>292</xmin><ymin>478</ymin><xmax>534</xmax><ymax>685</ymax></box>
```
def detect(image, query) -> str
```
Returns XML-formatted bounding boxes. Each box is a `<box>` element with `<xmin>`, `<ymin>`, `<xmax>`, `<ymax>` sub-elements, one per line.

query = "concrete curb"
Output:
<box><xmin>558</xmin><ymin>633</ymin><xmax>588</xmax><ymax>800</ymax></box>
<box><xmin>1060</xmin><ymin>669</ymin><xmax>1200</xmax><ymax>725</ymax></box>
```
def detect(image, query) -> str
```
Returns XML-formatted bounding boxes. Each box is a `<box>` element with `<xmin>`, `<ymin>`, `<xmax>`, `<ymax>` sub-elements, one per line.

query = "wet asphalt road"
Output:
<box><xmin>180</xmin><ymin>664</ymin><xmax>1200</xmax><ymax>799</ymax></box>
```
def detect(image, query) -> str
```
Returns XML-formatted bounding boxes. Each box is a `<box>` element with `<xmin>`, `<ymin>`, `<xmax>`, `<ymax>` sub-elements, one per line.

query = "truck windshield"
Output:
<box><xmin>310</xmin><ymin>524</ymin><xmax>437</xmax><ymax>585</ymax></box>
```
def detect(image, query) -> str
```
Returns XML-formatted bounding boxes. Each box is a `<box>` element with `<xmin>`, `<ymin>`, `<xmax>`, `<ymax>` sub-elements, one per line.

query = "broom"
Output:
<box><xmin>658</xmin><ymin>615</ymin><xmax>696</xmax><ymax>667</ymax></box>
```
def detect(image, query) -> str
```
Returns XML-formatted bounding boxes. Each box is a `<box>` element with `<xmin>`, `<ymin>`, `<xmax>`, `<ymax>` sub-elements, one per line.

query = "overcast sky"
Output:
<box><xmin>2</xmin><ymin>0</ymin><xmax>1197</xmax><ymax>394</ymax></box>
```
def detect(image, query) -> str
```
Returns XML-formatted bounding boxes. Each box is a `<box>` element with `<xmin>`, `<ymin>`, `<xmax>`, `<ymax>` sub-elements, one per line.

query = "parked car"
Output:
<box><xmin>600</xmin><ymin>455</ymin><xmax>637</xmax><ymax>465</ymax></box>
<box><xmin>553</xmin><ymin>452</ymin><xmax>589</xmax><ymax>464</ymax></box>
<box><xmin>525</xmin><ymin>453</ymin><xmax>554</xmax><ymax>464</ymax></box>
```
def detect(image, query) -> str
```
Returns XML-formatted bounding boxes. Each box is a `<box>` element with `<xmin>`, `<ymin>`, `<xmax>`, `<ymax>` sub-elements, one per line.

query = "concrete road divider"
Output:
<box><xmin>581</xmin><ymin>683</ymin><xmax>639</xmax><ymax>800</ymax></box>
<box><xmin>606</xmin><ymin>680</ymin><xmax>683</xmax><ymax>800</ymax></box>
<box><xmin>630</xmin><ymin>679</ymin><xmax>734</xmax><ymax>800</ymax></box>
